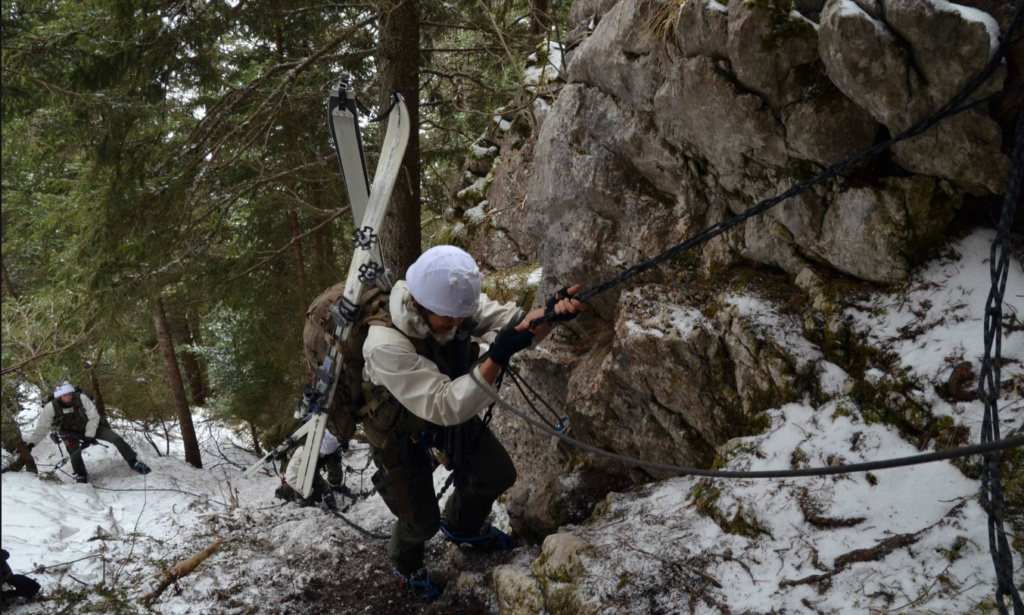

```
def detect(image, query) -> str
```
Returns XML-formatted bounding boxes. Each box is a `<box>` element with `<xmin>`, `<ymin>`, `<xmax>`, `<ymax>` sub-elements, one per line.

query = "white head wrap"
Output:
<box><xmin>54</xmin><ymin>382</ymin><xmax>75</xmax><ymax>397</ymax></box>
<box><xmin>405</xmin><ymin>246</ymin><xmax>482</xmax><ymax>318</ymax></box>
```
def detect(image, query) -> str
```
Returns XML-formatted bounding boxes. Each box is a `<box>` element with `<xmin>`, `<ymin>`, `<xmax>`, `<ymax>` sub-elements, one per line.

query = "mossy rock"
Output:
<box><xmin>482</xmin><ymin>263</ymin><xmax>541</xmax><ymax>305</ymax></box>
<box><xmin>493</xmin><ymin>565</ymin><xmax>543</xmax><ymax>615</ymax></box>
<box><xmin>742</xmin><ymin>0</ymin><xmax>817</xmax><ymax>51</ymax></box>
<box><xmin>688</xmin><ymin>478</ymin><xmax>771</xmax><ymax>538</ymax></box>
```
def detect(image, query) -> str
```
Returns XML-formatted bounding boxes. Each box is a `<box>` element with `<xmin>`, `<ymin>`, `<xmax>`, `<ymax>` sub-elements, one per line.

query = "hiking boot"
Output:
<box><xmin>395</xmin><ymin>568</ymin><xmax>441</xmax><ymax>602</ymax></box>
<box><xmin>275</xmin><ymin>484</ymin><xmax>297</xmax><ymax>502</ymax></box>
<box><xmin>74</xmin><ymin>474</ymin><xmax>88</xmax><ymax>484</ymax></box>
<box><xmin>130</xmin><ymin>460</ymin><xmax>151</xmax><ymax>475</ymax></box>
<box><xmin>439</xmin><ymin>517</ymin><xmax>513</xmax><ymax>552</ymax></box>
<box><xmin>321</xmin><ymin>491</ymin><xmax>338</xmax><ymax>511</ymax></box>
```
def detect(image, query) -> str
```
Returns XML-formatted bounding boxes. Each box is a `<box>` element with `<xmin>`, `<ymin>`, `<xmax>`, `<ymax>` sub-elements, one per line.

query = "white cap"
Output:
<box><xmin>406</xmin><ymin>246</ymin><xmax>482</xmax><ymax>318</ymax></box>
<box><xmin>319</xmin><ymin>430</ymin><xmax>341</xmax><ymax>456</ymax></box>
<box><xmin>54</xmin><ymin>382</ymin><xmax>75</xmax><ymax>397</ymax></box>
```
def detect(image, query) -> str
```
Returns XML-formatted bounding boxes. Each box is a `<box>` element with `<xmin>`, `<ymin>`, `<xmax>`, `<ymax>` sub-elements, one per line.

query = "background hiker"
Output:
<box><xmin>275</xmin><ymin>428</ymin><xmax>346</xmax><ymax>509</ymax></box>
<box><xmin>359</xmin><ymin>245</ymin><xmax>584</xmax><ymax>599</ymax></box>
<box><xmin>25</xmin><ymin>382</ymin><xmax>150</xmax><ymax>483</ymax></box>
<box><xmin>1</xmin><ymin>548</ymin><xmax>40</xmax><ymax>607</ymax></box>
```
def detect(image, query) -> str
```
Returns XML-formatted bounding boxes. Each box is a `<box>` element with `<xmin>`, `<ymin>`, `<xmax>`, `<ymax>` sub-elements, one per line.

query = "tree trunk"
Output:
<box><xmin>2</xmin><ymin>260</ymin><xmax>18</xmax><ymax>299</ymax></box>
<box><xmin>187</xmin><ymin>308</ymin><xmax>212</xmax><ymax>400</ymax></box>
<box><xmin>13</xmin><ymin>440</ymin><xmax>38</xmax><ymax>473</ymax></box>
<box><xmin>153</xmin><ymin>297</ymin><xmax>202</xmax><ymax>469</ymax></box>
<box><xmin>2</xmin><ymin>402</ymin><xmax>37</xmax><ymax>474</ymax></box>
<box><xmin>323</xmin><ymin>222</ymin><xmax>334</xmax><ymax>268</ymax></box>
<box><xmin>315</xmin><ymin>227</ymin><xmax>326</xmax><ymax>284</ymax></box>
<box><xmin>88</xmin><ymin>365</ymin><xmax>107</xmax><ymax>422</ymax></box>
<box><xmin>171</xmin><ymin>316</ymin><xmax>206</xmax><ymax>406</ymax></box>
<box><xmin>289</xmin><ymin>210</ymin><xmax>307</xmax><ymax>309</ymax></box>
<box><xmin>530</xmin><ymin>0</ymin><xmax>550</xmax><ymax>35</ymax></box>
<box><xmin>248</xmin><ymin>421</ymin><xmax>264</xmax><ymax>457</ymax></box>
<box><xmin>377</xmin><ymin>0</ymin><xmax>422</xmax><ymax>278</ymax></box>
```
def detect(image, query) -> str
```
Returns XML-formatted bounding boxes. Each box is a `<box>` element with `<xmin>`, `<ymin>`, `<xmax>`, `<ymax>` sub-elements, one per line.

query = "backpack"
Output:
<box><xmin>302</xmin><ymin>283</ymin><xmax>393</xmax><ymax>443</ymax></box>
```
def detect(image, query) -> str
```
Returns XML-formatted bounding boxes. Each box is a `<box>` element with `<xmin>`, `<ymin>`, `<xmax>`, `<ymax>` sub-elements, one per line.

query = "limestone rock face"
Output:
<box><xmin>782</xmin><ymin>85</ymin><xmax>879</xmax><ymax>166</ymax></box>
<box><xmin>676</xmin><ymin>0</ymin><xmax>730</xmax><ymax>59</ymax></box>
<box><xmin>726</xmin><ymin>0</ymin><xmax>820</xmax><ymax>108</ymax></box>
<box><xmin>568</xmin><ymin>286</ymin><xmax>738</xmax><ymax>463</ymax></box>
<box><xmin>819</xmin><ymin>0</ymin><xmax>1007</xmax><ymax>193</ymax></box>
<box><xmin>569</xmin><ymin>0</ymin><xmax>621</xmax><ymax>26</ymax></box>
<box><xmin>568</xmin><ymin>0</ymin><xmax>668</xmax><ymax>112</ymax></box>
<box><xmin>457</xmin><ymin>0</ymin><xmax>1009</xmax><ymax>539</ymax></box>
<box><xmin>516</xmin><ymin>0</ymin><xmax>1008</xmax><ymax>296</ymax></box>
<box><xmin>816</xmin><ymin>176</ymin><xmax>953</xmax><ymax>282</ymax></box>
<box><xmin>654</xmin><ymin>56</ymin><xmax>789</xmax><ymax>172</ymax></box>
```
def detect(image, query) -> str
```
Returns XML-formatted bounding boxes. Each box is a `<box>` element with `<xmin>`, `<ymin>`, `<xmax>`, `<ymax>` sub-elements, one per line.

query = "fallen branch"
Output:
<box><xmin>781</xmin><ymin>533</ymin><xmax>921</xmax><ymax>588</ymax></box>
<box><xmin>141</xmin><ymin>538</ymin><xmax>223</xmax><ymax>606</ymax></box>
<box><xmin>32</xmin><ymin>553</ymin><xmax>105</xmax><ymax>573</ymax></box>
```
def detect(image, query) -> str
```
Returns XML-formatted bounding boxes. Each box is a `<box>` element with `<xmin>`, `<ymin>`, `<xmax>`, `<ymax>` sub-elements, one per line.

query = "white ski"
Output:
<box><xmin>241</xmin><ymin>414</ymin><xmax>318</xmax><ymax>478</ymax></box>
<box><xmin>328</xmin><ymin>84</ymin><xmax>371</xmax><ymax>226</ymax></box>
<box><xmin>291</xmin><ymin>91</ymin><xmax>411</xmax><ymax>499</ymax></box>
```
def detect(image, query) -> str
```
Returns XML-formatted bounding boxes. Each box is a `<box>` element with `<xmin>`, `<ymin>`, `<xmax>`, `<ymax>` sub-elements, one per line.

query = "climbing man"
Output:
<box><xmin>25</xmin><ymin>382</ymin><xmax>151</xmax><ymax>483</ymax></box>
<box><xmin>275</xmin><ymin>427</ymin><xmax>347</xmax><ymax>510</ymax></box>
<box><xmin>360</xmin><ymin>245</ymin><xmax>584</xmax><ymax>600</ymax></box>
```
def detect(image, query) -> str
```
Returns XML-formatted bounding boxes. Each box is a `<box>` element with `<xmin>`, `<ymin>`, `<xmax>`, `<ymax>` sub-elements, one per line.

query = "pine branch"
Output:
<box><xmin>220</xmin><ymin>206</ymin><xmax>349</xmax><ymax>286</ymax></box>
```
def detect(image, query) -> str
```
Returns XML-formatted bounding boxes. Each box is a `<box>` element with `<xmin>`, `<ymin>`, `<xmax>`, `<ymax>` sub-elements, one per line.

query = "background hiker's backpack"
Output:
<box><xmin>302</xmin><ymin>284</ymin><xmax>392</xmax><ymax>442</ymax></box>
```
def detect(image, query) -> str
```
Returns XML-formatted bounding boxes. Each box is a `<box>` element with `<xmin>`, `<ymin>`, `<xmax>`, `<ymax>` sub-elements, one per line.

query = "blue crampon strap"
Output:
<box><xmin>395</xmin><ymin>568</ymin><xmax>441</xmax><ymax>602</ymax></box>
<box><xmin>439</xmin><ymin>517</ymin><xmax>513</xmax><ymax>551</ymax></box>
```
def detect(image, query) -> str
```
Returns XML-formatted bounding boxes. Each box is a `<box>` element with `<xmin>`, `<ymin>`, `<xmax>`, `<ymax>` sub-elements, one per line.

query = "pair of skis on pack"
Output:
<box><xmin>242</xmin><ymin>83</ymin><xmax>410</xmax><ymax>498</ymax></box>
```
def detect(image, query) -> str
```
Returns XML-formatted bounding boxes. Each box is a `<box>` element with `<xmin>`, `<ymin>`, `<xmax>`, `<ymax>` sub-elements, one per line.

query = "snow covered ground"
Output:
<box><xmin>1</xmin><ymin>409</ymin><xmax>475</xmax><ymax>614</ymax></box>
<box><xmin>2</xmin><ymin>230</ymin><xmax>1021</xmax><ymax>614</ymax></box>
<box><xmin>557</xmin><ymin>229</ymin><xmax>1024</xmax><ymax>614</ymax></box>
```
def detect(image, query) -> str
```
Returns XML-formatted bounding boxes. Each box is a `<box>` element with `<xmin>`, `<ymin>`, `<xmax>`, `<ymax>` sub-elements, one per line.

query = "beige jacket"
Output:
<box><xmin>362</xmin><ymin>281</ymin><xmax>522</xmax><ymax>427</ymax></box>
<box><xmin>27</xmin><ymin>394</ymin><xmax>101</xmax><ymax>446</ymax></box>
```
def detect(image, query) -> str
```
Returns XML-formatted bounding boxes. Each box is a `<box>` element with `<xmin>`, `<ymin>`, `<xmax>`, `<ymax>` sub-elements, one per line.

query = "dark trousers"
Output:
<box><xmin>370</xmin><ymin>418</ymin><xmax>517</xmax><ymax>574</ymax></box>
<box><xmin>2</xmin><ymin>574</ymin><xmax>41</xmax><ymax>602</ymax></box>
<box><xmin>67</xmin><ymin>424</ymin><xmax>138</xmax><ymax>477</ymax></box>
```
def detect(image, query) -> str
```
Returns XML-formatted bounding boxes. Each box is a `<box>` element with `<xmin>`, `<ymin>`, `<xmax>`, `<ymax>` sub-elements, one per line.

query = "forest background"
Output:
<box><xmin>1</xmin><ymin>0</ymin><xmax>563</xmax><ymax>467</ymax></box>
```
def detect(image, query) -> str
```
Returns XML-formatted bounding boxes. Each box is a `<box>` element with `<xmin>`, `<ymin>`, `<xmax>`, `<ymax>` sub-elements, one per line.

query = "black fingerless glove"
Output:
<box><xmin>544</xmin><ymin>286</ymin><xmax>581</xmax><ymax>323</ymax></box>
<box><xmin>487</xmin><ymin>329</ymin><xmax>534</xmax><ymax>367</ymax></box>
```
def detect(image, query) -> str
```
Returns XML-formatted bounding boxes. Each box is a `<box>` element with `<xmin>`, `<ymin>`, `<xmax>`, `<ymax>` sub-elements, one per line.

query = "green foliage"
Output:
<box><xmin>2</xmin><ymin>0</ymin><xmax>572</xmax><ymax>448</ymax></box>
<box><xmin>1002</xmin><ymin>445</ymin><xmax>1024</xmax><ymax>554</ymax></box>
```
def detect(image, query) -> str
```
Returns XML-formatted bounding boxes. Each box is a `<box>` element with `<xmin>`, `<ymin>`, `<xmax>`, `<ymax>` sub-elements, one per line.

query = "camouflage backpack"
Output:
<box><xmin>301</xmin><ymin>283</ymin><xmax>394</xmax><ymax>444</ymax></box>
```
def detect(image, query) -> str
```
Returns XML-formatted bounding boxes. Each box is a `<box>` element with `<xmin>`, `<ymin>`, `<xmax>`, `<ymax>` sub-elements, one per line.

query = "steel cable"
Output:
<box><xmin>470</xmin><ymin>366</ymin><xmax>1023</xmax><ymax>478</ymax></box>
<box><xmin>977</xmin><ymin>104</ymin><xmax>1024</xmax><ymax>614</ymax></box>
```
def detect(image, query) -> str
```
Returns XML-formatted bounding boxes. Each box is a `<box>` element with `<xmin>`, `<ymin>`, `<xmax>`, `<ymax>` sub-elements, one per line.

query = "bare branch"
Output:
<box><xmin>1</xmin><ymin>322</ymin><xmax>99</xmax><ymax>376</ymax></box>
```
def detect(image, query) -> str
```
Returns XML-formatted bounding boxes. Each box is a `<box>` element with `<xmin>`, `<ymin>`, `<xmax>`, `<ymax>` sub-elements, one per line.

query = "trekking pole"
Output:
<box><xmin>56</xmin><ymin>431</ymin><xmax>109</xmax><ymax>450</ymax></box>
